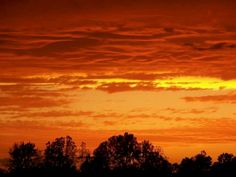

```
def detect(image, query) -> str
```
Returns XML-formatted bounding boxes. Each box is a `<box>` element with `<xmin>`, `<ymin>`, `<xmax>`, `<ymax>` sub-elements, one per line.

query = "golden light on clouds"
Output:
<box><xmin>0</xmin><ymin>0</ymin><xmax>236</xmax><ymax>163</ymax></box>
<box><xmin>155</xmin><ymin>77</ymin><xmax>236</xmax><ymax>90</ymax></box>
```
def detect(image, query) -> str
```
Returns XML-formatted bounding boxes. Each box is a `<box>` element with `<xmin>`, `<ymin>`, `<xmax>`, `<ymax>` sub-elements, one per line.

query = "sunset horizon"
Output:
<box><xmin>0</xmin><ymin>0</ymin><xmax>236</xmax><ymax>168</ymax></box>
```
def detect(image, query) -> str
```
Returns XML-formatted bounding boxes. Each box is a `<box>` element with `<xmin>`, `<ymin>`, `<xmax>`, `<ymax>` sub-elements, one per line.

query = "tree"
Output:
<box><xmin>0</xmin><ymin>168</ymin><xmax>7</xmax><ymax>177</ymax></box>
<box><xmin>77</xmin><ymin>142</ymin><xmax>90</xmax><ymax>168</ymax></box>
<box><xmin>178</xmin><ymin>151</ymin><xmax>212</xmax><ymax>177</ymax></box>
<box><xmin>140</xmin><ymin>141</ymin><xmax>172</xmax><ymax>177</ymax></box>
<box><xmin>81</xmin><ymin>133</ymin><xmax>141</xmax><ymax>176</ymax></box>
<box><xmin>8</xmin><ymin>142</ymin><xmax>41</xmax><ymax>175</ymax></box>
<box><xmin>217</xmin><ymin>153</ymin><xmax>234</xmax><ymax>164</ymax></box>
<box><xmin>80</xmin><ymin>132</ymin><xmax>172</xmax><ymax>177</ymax></box>
<box><xmin>44</xmin><ymin>136</ymin><xmax>77</xmax><ymax>172</ymax></box>
<box><xmin>94</xmin><ymin>132</ymin><xmax>141</xmax><ymax>170</ymax></box>
<box><xmin>194</xmin><ymin>151</ymin><xmax>212</xmax><ymax>175</ymax></box>
<box><xmin>178</xmin><ymin>157</ymin><xmax>195</xmax><ymax>177</ymax></box>
<box><xmin>211</xmin><ymin>153</ymin><xmax>236</xmax><ymax>177</ymax></box>
<box><xmin>78</xmin><ymin>142</ymin><xmax>90</xmax><ymax>160</ymax></box>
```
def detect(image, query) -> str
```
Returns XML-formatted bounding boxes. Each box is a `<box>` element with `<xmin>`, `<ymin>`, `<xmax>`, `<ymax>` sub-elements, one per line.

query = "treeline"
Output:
<box><xmin>0</xmin><ymin>132</ymin><xmax>235</xmax><ymax>177</ymax></box>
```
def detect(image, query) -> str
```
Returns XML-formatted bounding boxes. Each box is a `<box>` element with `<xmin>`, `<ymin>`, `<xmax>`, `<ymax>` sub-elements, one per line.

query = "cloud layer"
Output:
<box><xmin>0</xmin><ymin>0</ymin><xmax>236</xmax><ymax>162</ymax></box>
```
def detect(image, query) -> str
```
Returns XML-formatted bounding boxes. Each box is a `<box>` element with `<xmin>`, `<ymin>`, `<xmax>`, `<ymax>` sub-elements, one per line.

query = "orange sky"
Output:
<box><xmin>0</xmin><ymin>0</ymin><xmax>236</xmax><ymax>162</ymax></box>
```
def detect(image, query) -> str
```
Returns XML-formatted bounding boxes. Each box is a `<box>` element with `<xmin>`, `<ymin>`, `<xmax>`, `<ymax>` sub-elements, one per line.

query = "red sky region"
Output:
<box><xmin>0</xmin><ymin>0</ymin><xmax>236</xmax><ymax>162</ymax></box>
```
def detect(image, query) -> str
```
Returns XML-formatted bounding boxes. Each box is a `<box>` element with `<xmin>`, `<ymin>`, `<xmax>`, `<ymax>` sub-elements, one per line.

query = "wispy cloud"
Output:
<box><xmin>1</xmin><ymin>0</ymin><xmax>236</xmax><ymax>161</ymax></box>
<box><xmin>183</xmin><ymin>92</ymin><xmax>236</xmax><ymax>103</ymax></box>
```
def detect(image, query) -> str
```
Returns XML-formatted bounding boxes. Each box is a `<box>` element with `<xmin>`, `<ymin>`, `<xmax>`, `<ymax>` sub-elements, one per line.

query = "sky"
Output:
<box><xmin>0</xmin><ymin>0</ymin><xmax>236</xmax><ymax>162</ymax></box>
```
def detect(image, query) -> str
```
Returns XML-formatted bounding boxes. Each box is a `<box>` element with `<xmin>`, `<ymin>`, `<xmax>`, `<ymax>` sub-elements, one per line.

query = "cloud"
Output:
<box><xmin>96</xmin><ymin>82</ymin><xmax>156</xmax><ymax>93</ymax></box>
<box><xmin>0</xmin><ymin>37</ymin><xmax>102</xmax><ymax>57</ymax></box>
<box><xmin>186</xmin><ymin>42</ymin><xmax>236</xmax><ymax>51</ymax></box>
<box><xmin>8</xmin><ymin>110</ymin><xmax>93</xmax><ymax>119</ymax></box>
<box><xmin>0</xmin><ymin>83</ymin><xmax>71</xmax><ymax>110</ymax></box>
<box><xmin>1</xmin><ymin>117</ymin><xmax>235</xmax><ymax>145</ymax></box>
<box><xmin>0</xmin><ymin>119</ymin><xmax>87</xmax><ymax>130</ymax></box>
<box><xmin>132</xmin><ymin>118</ymin><xmax>236</xmax><ymax>144</ymax></box>
<box><xmin>92</xmin><ymin>112</ymin><xmax>122</xmax><ymax>119</ymax></box>
<box><xmin>103</xmin><ymin>121</ymin><xmax>116</xmax><ymax>126</ymax></box>
<box><xmin>0</xmin><ymin>96</ymin><xmax>69</xmax><ymax>108</ymax></box>
<box><xmin>164</xmin><ymin>107</ymin><xmax>217</xmax><ymax>114</ymax></box>
<box><xmin>1</xmin><ymin>0</ymin><xmax>236</xmax><ymax>164</ymax></box>
<box><xmin>1</xmin><ymin>16</ymin><xmax>236</xmax><ymax>81</ymax></box>
<box><xmin>183</xmin><ymin>93</ymin><xmax>236</xmax><ymax>103</ymax></box>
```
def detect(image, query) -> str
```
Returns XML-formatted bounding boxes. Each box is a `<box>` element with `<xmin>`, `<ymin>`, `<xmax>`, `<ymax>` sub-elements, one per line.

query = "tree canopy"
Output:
<box><xmin>8</xmin><ymin>142</ymin><xmax>41</xmax><ymax>176</ymax></box>
<box><xmin>81</xmin><ymin>133</ymin><xmax>171</xmax><ymax>177</ymax></box>
<box><xmin>44</xmin><ymin>136</ymin><xmax>77</xmax><ymax>173</ymax></box>
<box><xmin>1</xmin><ymin>132</ymin><xmax>235</xmax><ymax>177</ymax></box>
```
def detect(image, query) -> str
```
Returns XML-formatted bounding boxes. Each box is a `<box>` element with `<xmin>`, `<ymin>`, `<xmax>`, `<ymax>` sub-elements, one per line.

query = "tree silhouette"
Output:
<box><xmin>44</xmin><ymin>136</ymin><xmax>77</xmax><ymax>175</ymax></box>
<box><xmin>177</xmin><ymin>157</ymin><xmax>194</xmax><ymax>177</ymax></box>
<box><xmin>3</xmin><ymin>133</ymin><xmax>236</xmax><ymax>177</ymax></box>
<box><xmin>81</xmin><ymin>133</ymin><xmax>141</xmax><ymax>176</ymax></box>
<box><xmin>178</xmin><ymin>151</ymin><xmax>212</xmax><ymax>177</ymax></box>
<box><xmin>8</xmin><ymin>142</ymin><xmax>41</xmax><ymax>176</ymax></box>
<box><xmin>217</xmin><ymin>153</ymin><xmax>234</xmax><ymax>164</ymax></box>
<box><xmin>78</xmin><ymin>142</ymin><xmax>90</xmax><ymax>160</ymax></box>
<box><xmin>0</xmin><ymin>168</ymin><xmax>7</xmax><ymax>177</ymax></box>
<box><xmin>81</xmin><ymin>132</ymin><xmax>171</xmax><ymax>177</ymax></box>
<box><xmin>80</xmin><ymin>141</ymin><xmax>110</xmax><ymax>177</ymax></box>
<box><xmin>77</xmin><ymin>142</ymin><xmax>90</xmax><ymax>168</ymax></box>
<box><xmin>211</xmin><ymin>153</ymin><xmax>236</xmax><ymax>177</ymax></box>
<box><xmin>94</xmin><ymin>133</ymin><xmax>141</xmax><ymax>170</ymax></box>
<box><xmin>194</xmin><ymin>151</ymin><xmax>212</xmax><ymax>174</ymax></box>
<box><xmin>140</xmin><ymin>140</ymin><xmax>171</xmax><ymax>177</ymax></box>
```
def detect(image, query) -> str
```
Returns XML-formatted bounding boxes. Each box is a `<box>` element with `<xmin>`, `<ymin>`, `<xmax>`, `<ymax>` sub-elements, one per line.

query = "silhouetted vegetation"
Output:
<box><xmin>211</xmin><ymin>153</ymin><xmax>236</xmax><ymax>177</ymax></box>
<box><xmin>80</xmin><ymin>133</ymin><xmax>171</xmax><ymax>177</ymax></box>
<box><xmin>177</xmin><ymin>151</ymin><xmax>212</xmax><ymax>177</ymax></box>
<box><xmin>43</xmin><ymin>136</ymin><xmax>77</xmax><ymax>176</ymax></box>
<box><xmin>8</xmin><ymin>142</ymin><xmax>42</xmax><ymax>177</ymax></box>
<box><xmin>0</xmin><ymin>132</ymin><xmax>235</xmax><ymax>177</ymax></box>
